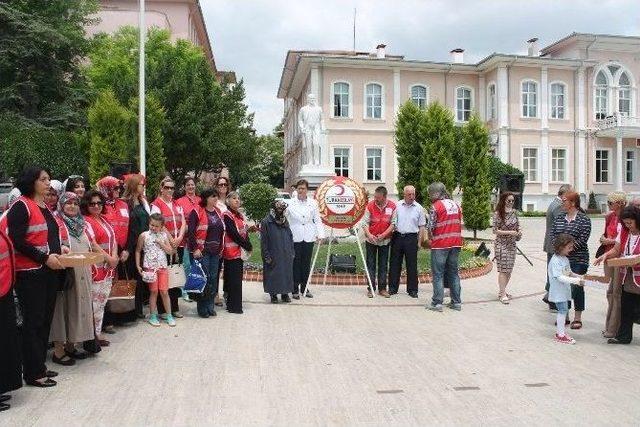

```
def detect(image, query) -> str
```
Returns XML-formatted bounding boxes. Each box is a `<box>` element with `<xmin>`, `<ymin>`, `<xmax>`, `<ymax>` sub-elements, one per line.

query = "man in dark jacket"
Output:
<box><xmin>542</xmin><ymin>184</ymin><xmax>572</xmax><ymax>308</ymax></box>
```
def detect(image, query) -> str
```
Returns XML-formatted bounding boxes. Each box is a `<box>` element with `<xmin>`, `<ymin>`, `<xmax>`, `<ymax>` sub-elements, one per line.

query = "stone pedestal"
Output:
<box><xmin>297</xmin><ymin>165</ymin><xmax>335</xmax><ymax>190</ymax></box>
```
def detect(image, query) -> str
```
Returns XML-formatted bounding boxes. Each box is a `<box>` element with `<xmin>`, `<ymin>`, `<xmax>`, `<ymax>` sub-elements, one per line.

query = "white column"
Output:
<box><xmin>540</xmin><ymin>67</ymin><xmax>548</xmax><ymax>128</ymax></box>
<box><xmin>616</xmin><ymin>135</ymin><xmax>624</xmax><ymax>191</ymax></box>
<box><xmin>541</xmin><ymin>131</ymin><xmax>549</xmax><ymax>193</ymax></box>
<box><xmin>478</xmin><ymin>75</ymin><xmax>486</xmax><ymax>121</ymax></box>
<box><xmin>393</xmin><ymin>69</ymin><xmax>401</xmax><ymax>115</ymax></box>
<box><xmin>497</xmin><ymin>66</ymin><xmax>510</xmax><ymax>163</ymax></box>
<box><xmin>540</xmin><ymin>68</ymin><xmax>549</xmax><ymax>193</ymax></box>
<box><xmin>310</xmin><ymin>65</ymin><xmax>320</xmax><ymax>99</ymax></box>
<box><xmin>577</xmin><ymin>68</ymin><xmax>586</xmax><ymax>193</ymax></box>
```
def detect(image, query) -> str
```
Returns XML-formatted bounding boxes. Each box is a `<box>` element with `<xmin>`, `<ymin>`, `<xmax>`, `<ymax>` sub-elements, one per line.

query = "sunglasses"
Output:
<box><xmin>163</xmin><ymin>186</ymin><xmax>175</xmax><ymax>190</ymax></box>
<box><xmin>506</xmin><ymin>199</ymin><xmax>514</xmax><ymax>203</ymax></box>
<box><xmin>217</xmin><ymin>183</ymin><xmax>228</xmax><ymax>187</ymax></box>
<box><xmin>88</xmin><ymin>201</ymin><xmax>104</xmax><ymax>207</ymax></box>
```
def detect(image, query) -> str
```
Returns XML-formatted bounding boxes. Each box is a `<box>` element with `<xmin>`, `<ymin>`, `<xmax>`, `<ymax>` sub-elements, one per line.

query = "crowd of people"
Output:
<box><xmin>0</xmin><ymin>168</ymin><xmax>252</xmax><ymax>411</ymax></box>
<box><xmin>1</xmin><ymin>167</ymin><xmax>639</xmax><ymax>411</ymax></box>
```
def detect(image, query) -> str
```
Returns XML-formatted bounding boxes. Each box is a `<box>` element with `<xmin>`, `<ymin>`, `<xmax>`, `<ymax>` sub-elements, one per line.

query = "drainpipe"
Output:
<box><xmin>585</xmin><ymin>35</ymin><xmax>598</xmax><ymax>60</ymax></box>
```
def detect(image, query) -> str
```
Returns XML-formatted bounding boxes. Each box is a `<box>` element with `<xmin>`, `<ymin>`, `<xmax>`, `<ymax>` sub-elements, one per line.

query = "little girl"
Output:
<box><xmin>136</xmin><ymin>213</ymin><xmax>176</xmax><ymax>327</ymax></box>
<box><xmin>548</xmin><ymin>233</ymin><xmax>585</xmax><ymax>344</ymax></box>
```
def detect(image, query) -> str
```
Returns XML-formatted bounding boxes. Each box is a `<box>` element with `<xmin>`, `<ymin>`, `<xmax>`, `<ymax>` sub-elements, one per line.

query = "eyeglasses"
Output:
<box><xmin>68</xmin><ymin>175</ymin><xmax>84</xmax><ymax>180</ymax></box>
<box><xmin>506</xmin><ymin>199</ymin><xmax>514</xmax><ymax>203</ymax></box>
<box><xmin>163</xmin><ymin>186</ymin><xmax>175</xmax><ymax>190</ymax></box>
<box><xmin>88</xmin><ymin>201</ymin><xmax>104</xmax><ymax>207</ymax></box>
<box><xmin>217</xmin><ymin>183</ymin><xmax>228</xmax><ymax>187</ymax></box>
<box><xmin>65</xmin><ymin>201</ymin><xmax>79</xmax><ymax>206</ymax></box>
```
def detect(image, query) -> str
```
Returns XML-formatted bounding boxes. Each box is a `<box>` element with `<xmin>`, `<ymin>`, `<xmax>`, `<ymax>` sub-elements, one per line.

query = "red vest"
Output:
<box><xmin>53</xmin><ymin>212</ymin><xmax>70</xmax><ymax>248</ymax></box>
<box><xmin>0</xmin><ymin>211</ymin><xmax>7</xmax><ymax>234</ymax></box>
<box><xmin>222</xmin><ymin>210</ymin><xmax>247</xmax><ymax>260</ymax></box>
<box><xmin>0</xmin><ymin>230</ymin><xmax>15</xmax><ymax>298</ymax></box>
<box><xmin>84</xmin><ymin>215</ymin><xmax>116</xmax><ymax>281</ymax></box>
<box><xmin>103</xmin><ymin>199</ymin><xmax>130</xmax><ymax>250</ymax></box>
<box><xmin>175</xmin><ymin>195</ymin><xmax>201</xmax><ymax>221</ymax></box>
<box><xmin>603</xmin><ymin>212</ymin><xmax>621</xmax><ymax>252</ymax></box>
<box><xmin>12</xmin><ymin>197</ymin><xmax>50</xmax><ymax>271</ymax></box>
<box><xmin>430</xmin><ymin>199</ymin><xmax>463</xmax><ymax>249</ymax></box>
<box><xmin>152</xmin><ymin>198</ymin><xmax>183</xmax><ymax>238</ymax></box>
<box><xmin>366</xmin><ymin>200</ymin><xmax>396</xmax><ymax>236</ymax></box>
<box><xmin>619</xmin><ymin>230</ymin><xmax>640</xmax><ymax>288</ymax></box>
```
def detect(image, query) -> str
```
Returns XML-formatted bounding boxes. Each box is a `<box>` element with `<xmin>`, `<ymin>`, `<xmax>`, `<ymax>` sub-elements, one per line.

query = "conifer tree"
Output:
<box><xmin>420</xmin><ymin>101</ymin><xmax>456</xmax><ymax>204</ymax></box>
<box><xmin>395</xmin><ymin>101</ymin><xmax>425</xmax><ymax>201</ymax></box>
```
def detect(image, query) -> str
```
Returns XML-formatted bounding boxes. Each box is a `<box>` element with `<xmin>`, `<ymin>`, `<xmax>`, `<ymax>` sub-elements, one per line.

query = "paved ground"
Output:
<box><xmin>4</xmin><ymin>217</ymin><xmax>640</xmax><ymax>426</ymax></box>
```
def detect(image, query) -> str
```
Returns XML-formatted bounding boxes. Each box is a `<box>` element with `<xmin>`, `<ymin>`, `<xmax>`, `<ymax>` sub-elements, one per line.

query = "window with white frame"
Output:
<box><xmin>366</xmin><ymin>148</ymin><xmax>382</xmax><ymax>181</ymax></box>
<box><xmin>333</xmin><ymin>82</ymin><xmax>350</xmax><ymax>118</ymax></box>
<box><xmin>550</xmin><ymin>83</ymin><xmax>565</xmax><ymax>119</ymax></box>
<box><xmin>487</xmin><ymin>84</ymin><xmax>497</xmax><ymax>120</ymax></box>
<box><xmin>521</xmin><ymin>81</ymin><xmax>538</xmax><ymax>118</ymax></box>
<box><xmin>595</xmin><ymin>150</ymin><xmax>609</xmax><ymax>183</ymax></box>
<box><xmin>365</xmin><ymin>83</ymin><xmax>382</xmax><ymax>119</ymax></box>
<box><xmin>626</xmin><ymin>150</ymin><xmax>635</xmax><ymax>183</ymax></box>
<box><xmin>618</xmin><ymin>72</ymin><xmax>631</xmax><ymax>116</ymax></box>
<box><xmin>456</xmin><ymin>87</ymin><xmax>472</xmax><ymax>122</ymax></box>
<box><xmin>595</xmin><ymin>71</ymin><xmax>608</xmax><ymax>120</ymax></box>
<box><xmin>333</xmin><ymin>147</ymin><xmax>350</xmax><ymax>177</ymax></box>
<box><xmin>410</xmin><ymin>85</ymin><xmax>427</xmax><ymax>109</ymax></box>
<box><xmin>551</xmin><ymin>148</ymin><xmax>566</xmax><ymax>182</ymax></box>
<box><xmin>522</xmin><ymin>147</ymin><xmax>538</xmax><ymax>181</ymax></box>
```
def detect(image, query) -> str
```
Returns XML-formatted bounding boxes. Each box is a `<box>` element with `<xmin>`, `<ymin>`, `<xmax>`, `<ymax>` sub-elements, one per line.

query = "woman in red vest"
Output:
<box><xmin>175</xmin><ymin>176</ymin><xmax>201</xmax><ymax>303</ymax></box>
<box><xmin>0</xmin><ymin>228</ymin><xmax>22</xmax><ymax>410</ymax></box>
<box><xmin>595</xmin><ymin>206</ymin><xmax>640</xmax><ymax>344</ymax></box>
<box><xmin>81</xmin><ymin>190</ymin><xmax>119</xmax><ymax>347</ymax></box>
<box><xmin>6</xmin><ymin>167</ymin><xmax>65</xmax><ymax>387</ymax></box>
<box><xmin>214</xmin><ymin>176</ymin><xmax>231</xmax><ymax>306</ymax></box>
<box><xmin>151</xmin><ymin>177</ymin><xmax>186</xmax><ymax>318</ymax></box>
<box><xmin>222</xmin><ymin>191</ymin><xmax>252</xmax><ymax>314</ymax></box>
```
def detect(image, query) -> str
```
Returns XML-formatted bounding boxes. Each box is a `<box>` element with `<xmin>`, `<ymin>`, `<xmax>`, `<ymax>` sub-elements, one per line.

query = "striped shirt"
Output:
<box><xmin>551</xmin><ymin>211</ymin><xmax>592</xmax><ymax>265</ymax></box>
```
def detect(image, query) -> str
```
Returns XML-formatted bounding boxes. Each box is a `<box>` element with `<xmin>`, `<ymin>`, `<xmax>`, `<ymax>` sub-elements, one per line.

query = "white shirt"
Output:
<box><xmin>286</xmin><ymin>196</ymin><xmax>325</xmax><ymax>242</ymax></box>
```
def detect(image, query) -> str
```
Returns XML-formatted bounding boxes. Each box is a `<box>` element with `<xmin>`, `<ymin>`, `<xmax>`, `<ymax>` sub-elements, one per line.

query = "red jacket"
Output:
<box><xmin>175</xmin><ymin>195</ymin><xmax>201</xmax><ymax>221</ymax></box>
<box><xmin>13</xmin><ymin>197</ymin><xmax>49</xmax><ymax>271</ymax></box>
<box><xmin>151</xmin><ymin>198</ymin><xmax>184</xmax><ymax>239</ymax></box>
<box><xmin>103</xmin><ymin>199</ymin><xmax>130</xmax><ymax>250</ymax></box>
<box><xmin>222</xmin><ymin>210</ymin><xmax>247</xmax><ymax>260</ymax></box>
<box><xmin>84</xmin><ymin>215</ymin><xmax>116</xmax><ymax>281</ymax></box>
<box><xmin>53</xmin><ymin>212</ymin><xmax>70</xmax><ymax>248</ymax></box>
<box><xmin>430</xmin><ymin>199</ymin><xmax>463</xmax><ymax>249</ymax></box>
<box><xmin>618</xmin><ymin>228</ymin><xmax>640</xmax><ymax>288</ymax></box>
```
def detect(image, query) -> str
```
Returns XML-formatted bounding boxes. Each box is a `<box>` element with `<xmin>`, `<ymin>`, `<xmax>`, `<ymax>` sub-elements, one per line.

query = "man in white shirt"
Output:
<box><xmin>285</xmin><ymin>179</ymin><xmax>325</xmax><ymax>298</ymax></box>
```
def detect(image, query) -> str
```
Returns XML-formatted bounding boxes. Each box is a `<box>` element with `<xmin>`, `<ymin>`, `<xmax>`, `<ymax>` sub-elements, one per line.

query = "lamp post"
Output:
<box><xmin>138</xmin><ymin>0</ymin><xmax>146</xmax><ymax>177</ymax></box>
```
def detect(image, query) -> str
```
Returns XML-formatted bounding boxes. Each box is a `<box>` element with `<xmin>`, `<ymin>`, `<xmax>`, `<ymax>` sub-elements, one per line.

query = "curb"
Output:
<box><xmin>243</xmin><ymin>261</ymin><xmax>493</xmax><ymax>286</ymax></box>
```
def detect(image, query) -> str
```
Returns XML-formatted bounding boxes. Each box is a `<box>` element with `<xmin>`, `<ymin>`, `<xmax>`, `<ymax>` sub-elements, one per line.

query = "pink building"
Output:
<box><xmin>278</xmin><ymin>33</ymin><xmax>640</xmax><ymax>211</ymax></box>
<box><xmin>88</xmin><ymin>0</ymin><xmax>235</xmax><ymax>82</ymax></box>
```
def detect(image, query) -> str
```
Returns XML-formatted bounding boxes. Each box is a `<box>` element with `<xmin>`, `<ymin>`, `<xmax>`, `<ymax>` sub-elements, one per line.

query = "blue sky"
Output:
<box><xmin>201</xmin><ymin>0</ymin><xmax>640</xmax><ymax>135</ymax></box>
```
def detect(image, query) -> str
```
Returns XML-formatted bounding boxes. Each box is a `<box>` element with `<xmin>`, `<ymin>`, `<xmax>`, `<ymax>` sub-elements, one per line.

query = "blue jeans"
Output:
<box><xmin>196</xmin><ymin>253</ymin><xmax>220</xmax><ymax>315</ymax></box>
<box><xmin>430</xmin><ymin>248</ymin><xmax>461</xmax><ymax>305</ymax></box>
<box><xmin>365</xmin><ymin>242</ymin><xmax>390</xmax><ymax>290</ymax></box>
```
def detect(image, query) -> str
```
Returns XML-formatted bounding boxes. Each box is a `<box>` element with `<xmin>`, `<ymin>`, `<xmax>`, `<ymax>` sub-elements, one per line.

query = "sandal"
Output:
<box><xmin>65</xmin><ymin>349</ymin><xmax>89</xmax><ymax>360</ymax></box>
<box><xmin>103</xmin><ymin>325</ymin><xmax>116</xmax><ymax>334</ymax></box>
<box><xmin>570</xmin><ymin>320</ymin><xmax>583</xmax><ymax>330</ymax></box>
<box><xmin>26</xmin><ymin>378</ymin><xmax>57</xmax><ymax>388</ymax></box>
<box><xmin>52</xmin><ymin>353</ymin><xmax>75</xmax><ymax>366</ymax></box>
<box><xmin>498</xmin><ymin>294</ymin><xmax>510</xmax><ymax>304</ymax></box>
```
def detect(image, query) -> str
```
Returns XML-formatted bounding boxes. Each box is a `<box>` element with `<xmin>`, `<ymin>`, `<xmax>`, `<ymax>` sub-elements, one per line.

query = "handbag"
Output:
<box><xmin>184</xmin><ymin>259</ymin><xmax>207</xmax><ymax>294</ymax></box>
<box><xmin>141</xmin><ymin>269</ymin><xmax>157</xmax><ymax>283</ymax></box>
<box><xmin>109</xmin><ymin>270</ymin><xmax>136</xmax><ymax>300</ymax></box>
<box><xmin>168</xmin><ymin>254</ymin><xmax>186</xmax><ymax>288</ymax></box>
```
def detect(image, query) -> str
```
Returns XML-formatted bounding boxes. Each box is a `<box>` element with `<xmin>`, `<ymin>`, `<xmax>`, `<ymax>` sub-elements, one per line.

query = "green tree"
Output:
<box><xmin>88</xmin><ymin>90</ymin><xmax>134</xmax><ymax>185</ymax></box>
<box><xmin>239</xmin><ymin>183</ymin><xmax>278</xmax><ymax>222</ymax></box>
<box><xmin>461</xmin><ymin>114</ymin><xmax>492</xmax><ymax>238</ymax></box>
<box><xmin>395</xmin><ymin>101</ymin><xmax>425</xmax><ymax>201</ymax></box>
<box><xmin>233</xmin><ymin>132</ymin><xmax>284</xmax><ymax>188</ymax></box>
<box><xmin>0</xmin><ymin>0</ymin><xmax>97</xmax><ymax>127</ymax></box>
<box><xmin>488</xmin><ymin>156</ymin><xmax>524</xmax><ymax>190</ymax></box>
<box><xmin>420</xmin><ymin>101</ymin><xmax>456</xmax><ymax>203</ymax></box>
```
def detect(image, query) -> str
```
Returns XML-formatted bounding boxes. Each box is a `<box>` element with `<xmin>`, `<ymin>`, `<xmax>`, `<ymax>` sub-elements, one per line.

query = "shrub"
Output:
<box><xmin>239</xmin><ymin>182</ymin><xmax>278</xmax><ymax>222</ymax></box>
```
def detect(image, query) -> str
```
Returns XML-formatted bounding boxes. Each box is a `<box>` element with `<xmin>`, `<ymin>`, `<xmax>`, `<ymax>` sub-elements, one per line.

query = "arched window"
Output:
<box><xmin>618</xmin><ymin>72</ymin><xmax>631</xmax><ymax>116</ymax></box>
<box><xmin>487</xmin><ymin>83</ymin><xmax>497</xmax><ymax>120</ymax></box>
<box><xmin>456</xmin><ymin>87</ymin><xmax>472</xmax><ymax>122</ymax></box>
<box><xmin>333</xmin><ymin>82</ymin><xmax>350</xmax><ymax>118</ymax></box>
<box><xmin>410</xmin><ymin>85</ymin><xmax>427</xmax><ymax>109</ymax></box>
<box><xmin>595</xmin><ymin>70</ymin><xmax>609</xmax><ymax>120</ymax></box>
<box><xmin>550</xmin><ymin>83</ymin><xmax>566</xmax><ymax>119</ymax></box>
<box><xmin>521</xmin><ymin>80</ymin><xmax>538</xmax><ymax>118</ymax></box>
<box><xmin>365</xmin><ymin>83</ymin><xmax>383</xmax><ymax>119</ymax></box>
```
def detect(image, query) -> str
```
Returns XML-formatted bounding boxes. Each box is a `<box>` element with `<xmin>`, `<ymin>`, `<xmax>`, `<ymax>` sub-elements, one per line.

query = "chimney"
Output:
<box><xmin>527</xmin><ymin>37</ymin><xmax>539</xmax><ymax>56</ymax></box>
<box><xmin>450</xmin><ymin>48</ymin><xmax>464</xmax><ymax>64</ymax></box>
<box><xmin>376</xmin><ymin>44</ymin><xmax>387</xmax><ymax>59</ymax></box>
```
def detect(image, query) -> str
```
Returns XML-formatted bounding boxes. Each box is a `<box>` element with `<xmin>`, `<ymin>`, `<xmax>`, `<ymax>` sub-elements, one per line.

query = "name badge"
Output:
<box><xmin>442</xmin><ymin>199</ymin><xmax>459</xmax><ymax>215</ymax></box>
<box><xmin>120</xmin><ymin>208</ymin><xmax>129</xmax><ymax>218</ymax></box>
<box><xmin>385</xmin><ymin>207</ymin><xmax>393</xmax><ymax>215</ymax></box>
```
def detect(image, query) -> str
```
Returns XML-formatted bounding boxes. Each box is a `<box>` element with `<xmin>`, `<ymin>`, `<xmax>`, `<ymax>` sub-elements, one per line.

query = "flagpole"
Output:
<box><xmin>138</xmin><ymin>0</ymin><xmax>146</xmax><ymax>177</ymax></box>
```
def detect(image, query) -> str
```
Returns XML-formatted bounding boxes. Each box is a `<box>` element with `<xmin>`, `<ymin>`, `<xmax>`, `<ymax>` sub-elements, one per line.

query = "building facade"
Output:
<box><xmin>278</xmin><ymin>33</ymin><xmax>640</xmax><ymax>211</ymax></box>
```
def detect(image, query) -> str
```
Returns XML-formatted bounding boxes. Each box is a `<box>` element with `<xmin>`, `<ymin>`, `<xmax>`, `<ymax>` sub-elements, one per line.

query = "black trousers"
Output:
<box><xmin>158</xmin><ymin>247</ymin><xmax>183</xmax><ymax>315</ymax></box>
<box><xmin>224</xmin><ymin>258</ymin><xmax>244</xmax><ymax>312</ymax></box>
<box><xmin>15</xmin><ymin>267</ymin><xmax>59</xmax><ymax>381</ymax></box>
<box><xmin>293</xmin><ymin>241</ymin><xmax>314</xmax><ymax>294</ymax></box>
<box><xmin>388</xmin><ymin>233</ymin><xmax>419</xmax><ymax>294</ymax></box>
<box><xmin>616</xmin><ymin>288</ymin><xmax>640</xmax><ymax>343</ymax></box>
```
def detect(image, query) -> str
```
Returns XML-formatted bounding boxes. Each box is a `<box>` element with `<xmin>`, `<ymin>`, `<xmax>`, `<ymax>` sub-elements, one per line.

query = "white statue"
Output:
<box><xmin>298</xmin><ymin>94</ymin><xmax>325</xmax><ymax>167</ymax></box>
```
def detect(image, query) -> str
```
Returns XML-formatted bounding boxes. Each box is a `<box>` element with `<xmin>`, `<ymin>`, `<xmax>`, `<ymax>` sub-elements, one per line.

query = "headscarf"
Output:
<box><xmin>96</xmin><ymin>176</ymin><xmax>121</xmax><ymax>205</ymax></box>
<box><xmin>58</xmin><ymin>192</ymin><xmax>85</xmax><ymax>239</ymax></box>
<box><xmin>270</xmin><ymin>200</ymin><xmax>288</xmax><ymax>226</ymax></box>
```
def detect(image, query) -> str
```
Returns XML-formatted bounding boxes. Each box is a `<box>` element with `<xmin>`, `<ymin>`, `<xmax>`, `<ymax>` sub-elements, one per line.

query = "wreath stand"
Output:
<box><xmin>300</xmin><ymin>226</ymin><xmax>376</xmax><ymax>300</ymax></box>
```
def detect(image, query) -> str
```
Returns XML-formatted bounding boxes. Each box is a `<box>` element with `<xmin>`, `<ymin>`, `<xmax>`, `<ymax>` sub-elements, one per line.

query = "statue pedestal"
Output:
<box><xmin>297</xmin><ymin>164</ymin><xmax>335</xmax><ymax>190</ymax></box>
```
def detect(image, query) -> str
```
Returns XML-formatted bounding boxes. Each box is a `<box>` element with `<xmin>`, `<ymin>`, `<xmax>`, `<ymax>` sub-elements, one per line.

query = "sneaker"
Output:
<box><xmin>426</xmin><ymin>303</ymin><xmax>444</xmax><ymax>312</ymax></box>
<box><xmin>555</xmin><ymin>334</ymin><xmax>575</xmax><ymax>345</ymax></box>
<box><xmin>270</xmin><ymin>295</ymin><xmax>279</xmax><ymax>304</ymax></box>
<box><xmin>148</xmin><ymin>314</ymin><xmax>160</xmax><ymax>327</ymax></box>
<box><xmin>281</xmin><ymin>294</ymin><xmax>291</xmax><ymax>303</ymax></box>
<box><xmin>304</xmin><ymin>291</ymin><xmax>313</xmax><ymax>298</ymax></box>
<box><xmin>378</xmin><ymin>290</ymin><xmax>390</xmax><ymax>298</ymax></box>
<box><xmin>367</xmin><ymin>289</ymin><xmax>373</xmax><ymax>298</ymax></box>
<box><xmin>172</xmin><ymin>311</ymin><xmax>184</xmax><ymax>319</ymax></box>
<box><xmin>165</xmin><ymin>314</ymin><xmax>176</xmax><ymax>327</ymax></box>
<box><xmin>292</xmin><ymin>293</ymin><xmax>300</xmax><ymax>300</ymax></box>
<box><xmin>447</xmin><ymin>302</ymin><xmax>462</xmax><ymax>311</ymax></box>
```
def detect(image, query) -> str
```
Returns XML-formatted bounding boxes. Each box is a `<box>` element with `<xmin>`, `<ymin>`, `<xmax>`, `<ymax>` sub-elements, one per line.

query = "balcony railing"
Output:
<box><xmin>596</xmin><ymin>113</ymin><xmax>640</xmax><ymax>131</ymax></box>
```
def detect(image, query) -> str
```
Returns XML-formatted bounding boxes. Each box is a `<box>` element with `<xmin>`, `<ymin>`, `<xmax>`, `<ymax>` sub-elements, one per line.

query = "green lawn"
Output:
<box><xmin>246</xmin><ymin>234</ymin><xmax>486</xmax><ymax>273</ymax></box>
